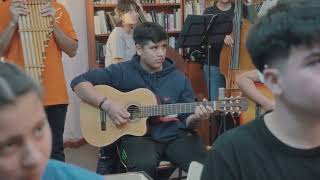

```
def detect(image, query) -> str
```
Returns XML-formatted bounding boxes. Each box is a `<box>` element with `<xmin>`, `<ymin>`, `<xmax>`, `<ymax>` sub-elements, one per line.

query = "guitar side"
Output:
<box><xmin>80</xmin><ymin>85</ymin><xmax>158</xmax><ymax>147</ymax></box>
<box><xmin>240</xmin><ymin>83</ymin><xmax>274</xmax><ymax>124</ymax></box>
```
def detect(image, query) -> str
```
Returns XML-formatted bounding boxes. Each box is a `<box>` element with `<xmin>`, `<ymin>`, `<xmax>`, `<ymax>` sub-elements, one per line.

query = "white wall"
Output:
<box><xmin>58</xmin><ymin>0</ymin><xmax>89</xmax><ymax>141</ymax></box>
<box><xmin>57</xmin><ymin>0</ymin><xmax>99</xmax><ymax>170</ymax></box>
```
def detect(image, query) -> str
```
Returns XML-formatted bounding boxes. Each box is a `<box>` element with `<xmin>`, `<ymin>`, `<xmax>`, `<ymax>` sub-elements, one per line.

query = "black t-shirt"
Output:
<box><xmin>197</xmin><ymin>4</ymin><xmax>249</xmax><ymax>67</ymax></box>
<box><xmin>201</xmin><ymin>115</ymin><xmax>320</xmax><ymax>180</ymax></box>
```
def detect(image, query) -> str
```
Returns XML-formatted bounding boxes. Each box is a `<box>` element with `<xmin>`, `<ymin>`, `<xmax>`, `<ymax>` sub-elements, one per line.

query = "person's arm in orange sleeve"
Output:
<box><xmin>0</xmin><ymin>0</ymin><xmax>28</xmax><ymax>57</ymax></box>
<box><xmin>236</xmin><ymin>70</ymin><xmax>275</xmax><ymax>111</ymax></box>
<box><xmin>41</xmin><ymin>2</ymin><xmax>78</xmax><ymax>58</ymax></box>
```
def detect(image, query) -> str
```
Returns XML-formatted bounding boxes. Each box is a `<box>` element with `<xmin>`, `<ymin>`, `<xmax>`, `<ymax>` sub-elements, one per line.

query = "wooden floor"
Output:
<box><xmin>65</xmin><ymin>144</ymin><xmax>99</xmax><ymax>171</ymax></box>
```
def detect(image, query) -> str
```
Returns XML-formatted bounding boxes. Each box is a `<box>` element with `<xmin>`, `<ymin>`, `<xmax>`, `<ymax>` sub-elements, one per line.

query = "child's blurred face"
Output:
<box><xmin>122</xmin><ymin>5</ymin><xmax>139</xmax><ymax>26</ymax></box>
<box><xmin>0</xmin><ymin>91</ymin><xmax>52</xmax><ymax>180</ymax></box>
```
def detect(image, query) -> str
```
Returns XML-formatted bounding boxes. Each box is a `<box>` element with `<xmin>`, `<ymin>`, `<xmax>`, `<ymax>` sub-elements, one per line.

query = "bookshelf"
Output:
<box><xmin>85</xmin><ymin>0</ymin><xmax>188</xmax><ymax>68</ymax></box>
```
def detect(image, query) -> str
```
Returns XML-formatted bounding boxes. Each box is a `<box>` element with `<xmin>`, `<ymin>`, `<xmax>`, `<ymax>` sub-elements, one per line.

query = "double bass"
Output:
<box><xmin>220</xmin><ymin>0</ymin><xmax>274</xmax><ymax>124</ymax></box>
<box><xmin>219</xmin><ymin>0</ymin><xmax>256</xmax><ymax>97</ymax></box>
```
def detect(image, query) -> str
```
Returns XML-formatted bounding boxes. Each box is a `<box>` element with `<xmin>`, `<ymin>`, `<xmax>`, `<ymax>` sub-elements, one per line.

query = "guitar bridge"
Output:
<box><xmin>100</xmin><ymin>109</ymin><xmax>107</xmax><ymax>131</ymax></box>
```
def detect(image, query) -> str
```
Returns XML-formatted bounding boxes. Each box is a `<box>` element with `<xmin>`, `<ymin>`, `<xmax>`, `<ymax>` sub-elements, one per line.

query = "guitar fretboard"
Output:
<box><xmin>138</xmin><ymin>101</ymin><xmax>216</xmax><ymax>117</ymax></box>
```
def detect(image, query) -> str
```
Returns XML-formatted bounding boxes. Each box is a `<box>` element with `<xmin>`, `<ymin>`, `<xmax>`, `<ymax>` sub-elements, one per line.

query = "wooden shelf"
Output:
<box><xmin>93</xmin><ymin>4</ymin><xmax>115</xmax><ymax>8</ymax></box>
<box><xmin>95</xmin><ymin>33</ymin><xmax>110</xmax><ymax>38</ymax></box>
<box><xmin>167</xmin><ymin>30</ymin><xmax>181</xmax><ymax>35</ymax></box>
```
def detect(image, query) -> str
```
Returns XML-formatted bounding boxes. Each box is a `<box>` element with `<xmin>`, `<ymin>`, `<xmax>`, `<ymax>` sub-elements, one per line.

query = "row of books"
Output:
<box><xmin>95</xmin><ymin>41</ymin><xmax>106</xmax><ymax>65</ymax></box>
<box><xmin>93</xmin><ymin>0</ymin><xmax>180</xmax><ymax>5</ymax></box>
<box><xmin>94</xmin><ymin>10</ymin><xmax>115</xmax><ymax>35</ymax></box>
<box><xmin>145</xmin><ymin>9</ymin><xmax>182</xmax><ymax>31</ymax></box>
<box><xmin>94</xmin><ymin>9</ymin><xmax>181</xmax><ymax>35</ymax></box>
<box><xmin>185</xmin><ymin>0</ymin><xmax>206</xmax><ymax>16</ymax></box>
<box><xmin>95</xmin><ymin>37</ymin><xmax>177</xmax><ymax>65</ymax></box>
<box><xmin>168</xmin><ymin>36</ymin><xmax>176</xmax><ymax>49</ymax></box>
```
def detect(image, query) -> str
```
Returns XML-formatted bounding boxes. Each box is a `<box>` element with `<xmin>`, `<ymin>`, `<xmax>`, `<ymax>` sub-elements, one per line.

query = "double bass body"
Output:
<box><xmin>219</xmin><ymin>0</ymin><xmax>255</xmax><ymax>97</ymax></box>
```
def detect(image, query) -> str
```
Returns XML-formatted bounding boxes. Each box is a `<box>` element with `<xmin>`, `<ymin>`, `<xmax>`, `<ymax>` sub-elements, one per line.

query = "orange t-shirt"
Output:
<box><xmin>0</xmin><ymin>0</ymin><xmax>77</xmax><ymax>106</ymax></box>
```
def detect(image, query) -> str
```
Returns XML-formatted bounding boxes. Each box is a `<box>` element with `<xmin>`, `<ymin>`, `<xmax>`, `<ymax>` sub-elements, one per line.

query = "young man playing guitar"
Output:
<box><xmin>201</xmin><ymin>0</ymin><xmax>320</xmax><ymax>179</ymax></box>
<box><xmin>71</xmin><ymin>22</ymin><xmax>213</xmax><ymax>178</ymax></box>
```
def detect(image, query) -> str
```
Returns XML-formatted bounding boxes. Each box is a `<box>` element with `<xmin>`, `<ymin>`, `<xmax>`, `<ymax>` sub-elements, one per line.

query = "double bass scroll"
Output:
<box><xmin>18</xmin><ymin>0</ymin><xmax>53</xmax><ymax>82</ymax></box>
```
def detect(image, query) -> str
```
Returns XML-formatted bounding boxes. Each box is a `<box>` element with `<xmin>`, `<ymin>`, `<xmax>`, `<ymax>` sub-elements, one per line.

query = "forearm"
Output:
<box><xmin>0</xmin><ymin>21</ymin><xmax>17</xmax><ymax>57</ymax></box>
<box><xmin>73</xmin><ymin>82</ymin><xmax>106</xmax><ymax>108</ymax></box>
<box><xmin>53</xmin><ymin>24</ymin><xmax>78</xmax><ymax>57</ymax></box>
<box><xmin>237</xmin><ymin>78</ymin><xmax>273</xmax><ymax>110</ymax></box>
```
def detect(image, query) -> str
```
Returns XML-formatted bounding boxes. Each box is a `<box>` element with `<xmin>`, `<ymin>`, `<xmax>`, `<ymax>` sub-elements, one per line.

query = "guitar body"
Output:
<box><xmin>220</xmin><ymin>19</ymin><xmax>256</xmax><ymax>76</ymax></box>
<box><xmin>240</xmin><ymin>83</ymin><xmax>274</xmax><ymax>124</ymax></box>
<box><xmin>80</xmin><ymin>85</ymin><xmax>157</xmax><ymax>147</ymax></box>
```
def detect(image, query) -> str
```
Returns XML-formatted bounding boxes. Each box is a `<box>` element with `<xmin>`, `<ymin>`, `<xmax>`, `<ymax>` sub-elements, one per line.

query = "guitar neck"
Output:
<box><xmin>139</xmin><ymin>101</ymin><xmax>216</xmax><ymax>117</ymax></box>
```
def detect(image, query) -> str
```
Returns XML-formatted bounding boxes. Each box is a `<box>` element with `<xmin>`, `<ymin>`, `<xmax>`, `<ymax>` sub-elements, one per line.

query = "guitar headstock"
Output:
<box><xmin>215</xmin><ymin>97</ymin><xmax>248</xmax><ymax>113</ymax></box>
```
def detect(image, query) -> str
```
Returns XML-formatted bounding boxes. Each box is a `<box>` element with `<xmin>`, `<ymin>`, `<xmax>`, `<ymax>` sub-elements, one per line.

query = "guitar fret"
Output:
<box><xmin>152</xmin><ymin>106</ymin><xmax>154</xmax><ymax>116</ymax></box>
<box><xmin>155</xmin><ymin>106</ymin><xmax>157</xmax><ymax>116</ymax></box>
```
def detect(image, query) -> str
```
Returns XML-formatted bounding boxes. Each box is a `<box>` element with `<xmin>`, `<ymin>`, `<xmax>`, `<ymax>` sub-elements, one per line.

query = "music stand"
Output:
<box><xmin>177</xmin><ymin>14</ymin><xmax>233</xmax><ymax>144</ymax></box>
<box><xmin>177</xmin><ymin>14</ymin><xmax>232</xmax><ymax>48</ymax></box>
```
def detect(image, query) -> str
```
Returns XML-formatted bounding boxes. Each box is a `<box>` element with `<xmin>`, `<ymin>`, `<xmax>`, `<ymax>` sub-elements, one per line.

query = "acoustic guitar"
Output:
<box><xmin>240</xmin><ymin>83</ymin><xmax>274</xmax><ymax>124</ymax></box>
<box><xmin>80</xmin><ymin>85</ymin><xmax>248</xmax><ymax>147</ymax></box>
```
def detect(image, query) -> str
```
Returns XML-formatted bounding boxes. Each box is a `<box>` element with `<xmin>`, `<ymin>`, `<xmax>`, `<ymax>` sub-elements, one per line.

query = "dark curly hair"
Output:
<box><xmin>133</xmin><ymin>22</ymin><xmax>168</xmax><ymax>47</ymax></box>
<box><xmin>246</xmin><ymin>0</ymin><xmax>320</xmax><ymax>72</ymax></box>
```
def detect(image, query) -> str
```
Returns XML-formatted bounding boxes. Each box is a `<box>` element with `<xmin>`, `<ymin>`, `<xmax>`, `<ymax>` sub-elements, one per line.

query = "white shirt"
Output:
<box><xmin>105</xmin><ymin>27</ymin><xmax>136</xmax><ymax>67</ymax></box>
<box><xmin>258</xmin><ymin>0</ymin><xmax>279</xmax><ymax>17</ymax></box>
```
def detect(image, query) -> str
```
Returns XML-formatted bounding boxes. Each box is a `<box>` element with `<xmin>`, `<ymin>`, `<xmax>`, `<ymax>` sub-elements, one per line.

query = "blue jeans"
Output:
<box><xmin>203</xmin><ymin>65</ymin><xmax>226</xmax><ymax>101</ymax></box>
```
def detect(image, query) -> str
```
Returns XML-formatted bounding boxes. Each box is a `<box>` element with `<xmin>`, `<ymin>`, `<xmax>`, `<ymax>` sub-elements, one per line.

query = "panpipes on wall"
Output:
<box><xmin>18</xmin><ymin>0</ymin><xmax>53</xmax><ymax>82</ymax></box>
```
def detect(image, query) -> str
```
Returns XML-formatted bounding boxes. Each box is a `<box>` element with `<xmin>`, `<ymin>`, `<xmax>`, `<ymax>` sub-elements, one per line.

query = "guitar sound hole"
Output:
<box><xmin>127</xmin><ymin>105</ymin><xmax>140</xmax><ymax>121</ymax></box>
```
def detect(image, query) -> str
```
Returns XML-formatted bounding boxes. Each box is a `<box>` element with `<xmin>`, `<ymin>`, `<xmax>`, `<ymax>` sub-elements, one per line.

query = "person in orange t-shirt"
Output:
<box><xmin>0</xmin><ymin>0</ymin><xmax>78</xmax><ymax>162</ymax></box>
